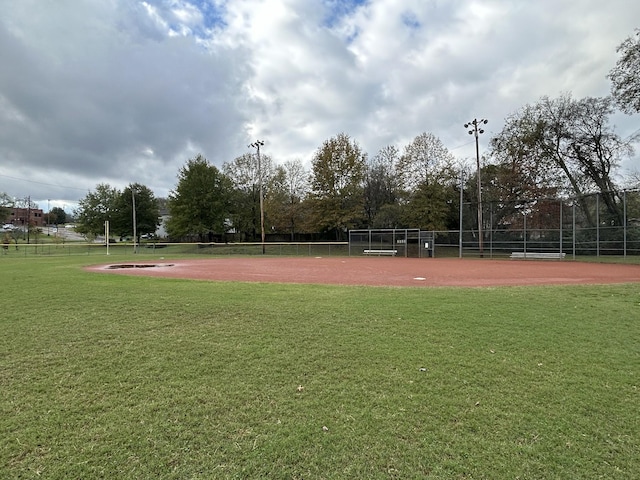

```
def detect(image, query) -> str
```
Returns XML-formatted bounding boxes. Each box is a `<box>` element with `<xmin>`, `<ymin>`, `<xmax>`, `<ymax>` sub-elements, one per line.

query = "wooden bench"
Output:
<box><xmin>363</xmin><ymin>249</ymin><xmax>397</xmax><ymax>256</ymax></box>
<box><xmin>510</xmin><ymin>252</ymin><xmax>566</xmax><ymax>260</ymax></box>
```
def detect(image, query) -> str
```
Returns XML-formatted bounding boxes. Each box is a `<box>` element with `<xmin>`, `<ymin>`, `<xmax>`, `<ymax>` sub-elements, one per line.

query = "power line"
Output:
<box><xmin>0</xmin><ymin>172</ymin><xmax>87</xmax><ymax>191</ymax></box>
<box><xmin>449</xmin><ymin>139</ymin><xmax>476</xmax><ymax>151</ymax></box>
<box><xmin>625</xmin><ymin>128</ymin><xmax>640</xmax><ymax>141</ymax></box>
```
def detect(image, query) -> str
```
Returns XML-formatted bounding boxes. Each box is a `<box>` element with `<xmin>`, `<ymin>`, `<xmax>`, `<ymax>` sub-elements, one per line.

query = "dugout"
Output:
<box><xmin>348</xmin><ymin>229</ymin><xmax>434</xmax><ymax>258</ymax></box>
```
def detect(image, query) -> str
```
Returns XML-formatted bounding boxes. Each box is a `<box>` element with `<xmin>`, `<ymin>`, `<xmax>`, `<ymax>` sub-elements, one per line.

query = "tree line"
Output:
<box><xmin>72</xmin><ymin>29</ymin><xmax>640</xmax><ymax>242</ymax></box>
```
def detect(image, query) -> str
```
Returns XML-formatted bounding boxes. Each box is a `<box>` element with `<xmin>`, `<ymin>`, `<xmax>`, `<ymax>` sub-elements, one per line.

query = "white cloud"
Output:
<box><xmin>0</xmin><ymin>0</ymin><xmax>638</xmax><ymax>211</ymax></box>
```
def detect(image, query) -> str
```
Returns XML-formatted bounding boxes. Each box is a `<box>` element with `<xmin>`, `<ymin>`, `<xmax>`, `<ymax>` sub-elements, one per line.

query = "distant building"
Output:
<box><xmin>155</xmin><ymin>209</ymin><xmax>169</xmax><ymax>238</ymax></box>
<box><xmin>7</xmin><ymin>207</ymin><xmax>45</xmax><ymax>228</ymax></box>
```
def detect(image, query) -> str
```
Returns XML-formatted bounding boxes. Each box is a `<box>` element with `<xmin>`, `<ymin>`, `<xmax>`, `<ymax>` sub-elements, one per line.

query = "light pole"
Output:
<box><xmin>249</xmin><ymin>140</ymin><xmax>266</xmax><ymax>254</ymax></box>
<box><xmin>464</xmin><ymin>118</ymin><xmax>488</xmax><ymax>257</ymax></box>
<box><xmin>459</xmin><ymin>170</ymin><xmax>464</xmax><ymax>258</ymax></box>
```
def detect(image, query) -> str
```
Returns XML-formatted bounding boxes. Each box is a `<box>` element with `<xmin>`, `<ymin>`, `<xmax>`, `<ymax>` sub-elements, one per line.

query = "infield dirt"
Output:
<box><xmin>87</xmin><ymin>257</ymin><xmax>640</xmax><ymax>287</ymax></box>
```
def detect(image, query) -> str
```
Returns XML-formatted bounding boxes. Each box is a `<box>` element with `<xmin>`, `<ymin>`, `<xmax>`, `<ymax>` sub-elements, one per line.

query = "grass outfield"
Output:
<box><xmin>1</xmin><ymin>256</ymin><xmax>638</xmax><ymax>478</ymax></box>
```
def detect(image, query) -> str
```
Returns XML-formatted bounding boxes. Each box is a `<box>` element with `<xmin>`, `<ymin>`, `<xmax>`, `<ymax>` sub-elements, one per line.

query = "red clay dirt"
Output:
<box><xmin>86</xmin><ymin>257</ymin><xmax>640</xmax><ymax>288</ymax></box>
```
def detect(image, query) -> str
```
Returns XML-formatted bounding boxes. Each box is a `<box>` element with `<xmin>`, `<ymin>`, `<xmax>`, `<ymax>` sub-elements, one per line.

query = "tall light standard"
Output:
<box><xmin>249</xmin><ymin>140</ymin><xmax>266</xmax><ymax>254</ymax></box>
<box><xmin>464</xmin><ymin>118</ymin><xmax>488</xmax><ymax>257</ymax></box>
<box><xmin>459</xmin><ymin>170</ymin><xmax>464</xmax><ymax>258</ymax></box>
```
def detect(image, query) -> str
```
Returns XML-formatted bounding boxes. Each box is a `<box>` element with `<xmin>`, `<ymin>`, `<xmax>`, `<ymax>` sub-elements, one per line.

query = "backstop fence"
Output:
<box><xmin>348</xmin><ymin>229</ymin><xmax>434</xmax><ymax>258</ymax></box>
<box><xmin>435</xmin><ymin>189</ymin><xmax>640</xmax><ymax>258</ymax></box>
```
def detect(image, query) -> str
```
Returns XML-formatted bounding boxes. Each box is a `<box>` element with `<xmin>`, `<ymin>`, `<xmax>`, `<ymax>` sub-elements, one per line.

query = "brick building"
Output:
<box><xmin>6</xmin><ymin>207</ymin><xmax>45</xmax><ymax>228</ymax></box>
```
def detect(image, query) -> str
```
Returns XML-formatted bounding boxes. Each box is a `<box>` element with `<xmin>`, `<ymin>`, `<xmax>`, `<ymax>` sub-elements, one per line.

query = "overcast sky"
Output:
<box><xmin>1</xmin><ymin>0</ymin><xmax>639</xmax><ymax>212</ymax></box>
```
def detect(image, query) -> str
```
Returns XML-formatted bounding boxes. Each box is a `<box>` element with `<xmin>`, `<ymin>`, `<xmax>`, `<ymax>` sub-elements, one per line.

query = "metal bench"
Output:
<box><xmin>510</xmin><ymin>252</ymin><xmax>566</xmax><ymax>260</ymax></box>
<box><xmin>363</xmin><ymin>249</ymin><xmax>397</xmax><ymax>256</ymax></box>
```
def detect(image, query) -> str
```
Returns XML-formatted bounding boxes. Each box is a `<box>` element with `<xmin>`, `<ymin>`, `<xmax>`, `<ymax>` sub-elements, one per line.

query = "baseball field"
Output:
<box><xmin>2</xmin><ymin>254</ymin><xmax>639</xmax><ymax>478</ymax></box>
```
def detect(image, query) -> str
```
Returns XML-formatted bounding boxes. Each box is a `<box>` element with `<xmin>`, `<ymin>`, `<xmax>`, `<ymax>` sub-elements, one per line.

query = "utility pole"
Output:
<box><xmin>464</xmin><ymin>119</ymin><xmax>488</xmax><ymax>257</ymax></box>
<box><xmin>27</xmin><ymin>196</ymin><xmax>31</xmax><ymax>244</ymax></box>
<box><xmin>105</xmin><ymin>220</ymin><xmax>110</xmax><ymax>255</ymax></box>
<box><xmin>249</xmin><ymin>140</ymin><xmax>266</xmax><ymax>254</ymax></box>
<box><xmin>459</xmin><ymin>170</ymin><xmax>464</xmax><ymax>258</ymax></box>
<box><xmin>131</xmin><ymin>185</ymin><xmax>137</xmax><ymax>254</ymax></box>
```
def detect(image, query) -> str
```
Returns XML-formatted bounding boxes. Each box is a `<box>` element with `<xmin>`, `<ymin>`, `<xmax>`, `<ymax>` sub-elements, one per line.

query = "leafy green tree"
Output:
<box><xmin>75</xmin><ymin>184</ymin><xmax>119</xmax><ymax>238</ymax></box>
<box><xmin>401</xmin><ymin>181</ymin><xmax>456</xmax><ymax>231</ymax></box>
<box><xmin>396</xmin><ymin>132</ymin><xmax>455</xmax><ymax>192</ymax></box>
<box><xmin>47</xmin><ymin>207</ymin><xmax>67</xmax><ymax>226</ymax></box>
<box><xmin>166</xmin><ymin>154</ymin><xmax>233</xmax><ymax>241</ymax></box>
<box><xmin>112</xmin><ymin>183</ymin><xmax>160</xmax><ymax>240</ymax></box>
<box><xmin>608</xmin><ymin>29</ymin><xmax>640</xmax><ymax>114</ymax></box>
<box><xmin>223</xmin><ymin>152</ymin><xmax>274</xmax><ymax>241</ymax></box>
<box><xmin>309</xmin><ymin>133</ymin><xmax>367</xmax><ymax>239</ymax></box>
<box><xmin>395</xmin><ymin>133</ymin><xmax>457</xmax><ymax>229</ymax></box>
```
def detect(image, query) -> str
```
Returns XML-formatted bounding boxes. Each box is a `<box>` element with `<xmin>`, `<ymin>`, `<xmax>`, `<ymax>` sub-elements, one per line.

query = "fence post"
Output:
<box><xmin>559</xmin><ymin>200</ymin><xmax>563</xmax><ymax>256</ymax></box>
<box><xmin>459</xmin><ymin>172</ymin><xmax>464</xmax><ymax>258</ymax></box>
<box><xmin>623</xmin><ymin>190</ymin><xmax>627</xmax><ymax>258</ymax></box>
<box><xmin>572</xmin><ymin>202</ymin><xmax>576</xmax><ymax>259</ymax></box>
<box><xmin>596</xmin><ymin>194</ymin><xmax>600</xmax><ymax>257</ymax></box>
<box><xmin>523</xmin><ymin>213</ymin><xmax>527</xmax><ymax>254</ymax></box>
<box><xmin>489</xmin><ymin>202</ymin><xmax>493</xmax><ymax>258</ymax></box>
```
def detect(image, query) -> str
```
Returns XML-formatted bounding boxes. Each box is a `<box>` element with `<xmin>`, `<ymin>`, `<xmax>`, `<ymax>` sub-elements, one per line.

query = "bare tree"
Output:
<box><xmin>491</xmin><ymin>94</ymin><xmax>635</xmax><ymax>226</ymax></box>
<box><xmin>608</xmin><ymin>29</ymin><xmax>640</xmax><ymax>114</ymax></box>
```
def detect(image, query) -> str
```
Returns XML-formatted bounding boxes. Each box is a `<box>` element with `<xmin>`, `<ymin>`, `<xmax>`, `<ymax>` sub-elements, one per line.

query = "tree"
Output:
<box><xmin>395</xmin><ymin>132</ymin><xmax>456</xmax><ymax>192</ymax></box>
<box><xmin>364</xmin><ymin>145</ymin><xmax>400</xmax><ymax>227</ymax></box>
<box><xmin>0</xmin><ymin>192</ymin><xmax>13</xmax><ymax>223</ymax></box>
<box><xmin>47</xmin><ymin>207</ymin><xmax>67</xmax><ymax>226</ymax></box>
<box><xmin>490</xmin><ymin>94</ymin><xmax>634</xmax><ymax>226</ymax></box>
<box><xmin>223</xmin><ymin>152</ymin><xmax>274</xmax><ymax>241</ymax></box>
<box><xmin>13</xmin><ymin>197</ymin><xmax>38</xmax><ymax>210</ymax></box>
<box><xmin>624</xmin><ymin>170</ymin><xmax>640</xmax><ymax>190</ymax></box>
<box><xmin>265</xmin><ymin>159</ymin><xmax>309</xmax><ymax>240</ymax></box>
<box><xmin>309</xmin><ymin>133</ymin><xmax>367</xmax><ymax>239</ymax></box>
<box><xmin>489</xmin><ymin>104</ymin><xmax>560</xmax><ymax>197</ymax></box>
<box><xmin>487</xmin><ymin>105</ymin><xmax>565</xmax><ymax>231</ymax></box>
<box><xmin>395</xmin><ymin>133</ymin><xmax>458</xmax><ymax>229</ymax></box>
<box><xmin>75</xmin><ymin>184</ymin><xmax>119</xmax><ymax>238</ymax></box>
<box><xmin>112</xmin><ymin>183</ymin><xmax>160</xmax><ymax>240</ymax></box>
<box><xmin>401</xmin><ymin>180</ymin><xmax>457</xmax><ymax>231</ymax></box>
<box><xmin>166</xmin><ymin>154</ymin><xmax>233</xmax><ymax>241</ymax></box>
<box><xmin>608</xmin><ymin>29</ymin><xmax>640</xmax><ymax>114</ymax></box>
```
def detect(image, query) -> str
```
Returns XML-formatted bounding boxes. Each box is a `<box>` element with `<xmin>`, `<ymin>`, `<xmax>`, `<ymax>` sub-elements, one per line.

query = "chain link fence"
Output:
<box><xmin>435</xmin><ymin>189</ymin><xmax>640</xmax><ymax>257</ymax></box>
<box><xmin>5</xmin><ymin>190</ymin><xmax>640</xmax><ymax>259</ymax></box>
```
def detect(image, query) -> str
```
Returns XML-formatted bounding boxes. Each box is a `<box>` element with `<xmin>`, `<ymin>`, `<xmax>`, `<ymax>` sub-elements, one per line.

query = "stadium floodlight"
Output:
<box><xmin>248</xmin><ymin>140</ymin><xmax>266</xmax><ymax>254</ymax></box>
<box><xmin>464</xmin><ymin>118</ymin><xmax>488</xmax><ymax>257</ymax></box>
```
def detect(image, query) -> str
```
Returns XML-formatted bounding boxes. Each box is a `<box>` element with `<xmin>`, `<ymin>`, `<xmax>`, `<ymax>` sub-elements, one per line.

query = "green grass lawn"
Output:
<box><xmin>1</xmin><ymin>255</ymin><xmax>638</xmax><ymax>479</ymax></box>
